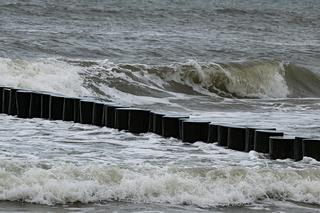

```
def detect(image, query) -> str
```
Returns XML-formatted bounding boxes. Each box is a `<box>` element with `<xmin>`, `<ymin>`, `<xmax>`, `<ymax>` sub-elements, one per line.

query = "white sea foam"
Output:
<box><xmin>0</xmin><ymin>58</ymin><xmax>90</xmax><ymax>97</ymax></box>
<box><xmin>0</xmin><ymin>58</ymin><xmax>319</xmax><ymax>209</ymax></box>
<box><xmin>0</xmin><ymin>162</ymin><xmax>320</xmax><ymax>207</ymax></box>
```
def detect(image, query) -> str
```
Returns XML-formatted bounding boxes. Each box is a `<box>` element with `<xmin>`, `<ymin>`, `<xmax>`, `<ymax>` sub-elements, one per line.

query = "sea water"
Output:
<box><xmin>1</xmin><ymin>0</ymin><xmax>320</xmax><ymax>212</ymax></box>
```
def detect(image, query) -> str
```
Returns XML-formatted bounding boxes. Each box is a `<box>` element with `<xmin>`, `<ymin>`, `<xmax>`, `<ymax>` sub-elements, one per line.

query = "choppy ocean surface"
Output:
<box><xmin>1</xmin><ymin>0</ymin><xmax>320</xmax><ymax>212</ymax></box>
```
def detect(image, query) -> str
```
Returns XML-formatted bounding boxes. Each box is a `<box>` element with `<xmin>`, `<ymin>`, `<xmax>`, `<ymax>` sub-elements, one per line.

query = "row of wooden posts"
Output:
<box><xmin>1</xmin><ymin>86</ymin><xmax>319</xmax><ymax>161</ymax></box>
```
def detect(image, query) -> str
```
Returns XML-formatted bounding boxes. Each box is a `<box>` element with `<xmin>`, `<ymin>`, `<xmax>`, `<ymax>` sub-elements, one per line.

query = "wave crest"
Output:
<box><xmin>1</xmin><ymin>57</ymin><xmax>320</xmax><ymax>101</ymax></box>
<box><xmin>0</xmin><ymin>58</ymin><xmax>90</xmax><ymax>97</ymax></box>
<box><xmin>175</xmin><ymin>60</ymin><xmax>290</xmax><ymax>98</ymax></box>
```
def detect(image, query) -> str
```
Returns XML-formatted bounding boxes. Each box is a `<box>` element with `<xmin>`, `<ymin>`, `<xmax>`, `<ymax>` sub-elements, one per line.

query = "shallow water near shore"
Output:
<box><xmin>0</xmin><ymin>113</ymin><xmax>320</xmax><ymax>212</ymax></box>
<box><xmin>1</xmin><ymin>201</ymin><xmax>320</xmax><ymax>213</ymax></box>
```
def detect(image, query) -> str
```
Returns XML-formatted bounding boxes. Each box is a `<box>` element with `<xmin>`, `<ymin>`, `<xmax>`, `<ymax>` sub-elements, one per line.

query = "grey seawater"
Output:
<box><xmin>0</xmin><ymin>110</ymin><xmax>320</xmax><ymax>212</ymax></box>
<box><xmin>0</xmin><ymin>0</ymin><xmax>319</xmax><ymax>70</ymax></box>
<box><xmin>1</xmin><ymin>0</ymin><xmax>320</xmax><ymax>212</ymax></box>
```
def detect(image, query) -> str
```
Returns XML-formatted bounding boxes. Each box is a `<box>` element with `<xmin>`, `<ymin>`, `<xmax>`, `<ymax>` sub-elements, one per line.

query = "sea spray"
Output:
<box><xmin>0</xmin><ymin>58</ymin><xmax>90</xmax><ymax>97</ymax></box>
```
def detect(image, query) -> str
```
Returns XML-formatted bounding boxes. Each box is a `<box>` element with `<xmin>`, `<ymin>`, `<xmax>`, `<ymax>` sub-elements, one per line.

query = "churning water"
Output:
<box><xmin>1</xmin><ymin>0</ymin><xmax>320</xmax><ymax>212</ymax></box>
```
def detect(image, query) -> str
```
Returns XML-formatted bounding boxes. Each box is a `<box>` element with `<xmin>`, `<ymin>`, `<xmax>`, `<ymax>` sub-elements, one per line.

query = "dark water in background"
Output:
<box><xmin>1</xmin><ymin>0</ymin><xmax>320</xmax><ymax>67</ymax></box>
<box><xmin>1</xmin><ymin>0</ymin><xmax>320</xmax><ymax>212</ymax></box>
<box><xmin>1</xmin><ymin>0</ymin><xmax>320</xmax><ymax>101</ymax></box>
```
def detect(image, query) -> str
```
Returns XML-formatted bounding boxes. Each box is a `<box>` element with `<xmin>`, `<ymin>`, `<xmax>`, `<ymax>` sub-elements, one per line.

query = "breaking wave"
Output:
<box><xmin>1</xmin><ymin>57</ymin><xmax>320</xmax><ymax>102</ymax></box>
<box><xmin>76</xmin><ymin>58</ymin><xmax>320</xmax><ymax>99</ymax></box>
<box><xmin>0</xmin><ymin>161</ymin><xmax>319</xmax><ymax>207</ymax></box>
<box><xmin>0</xmin><ymin>58</ymin><xmax>89</xmax><ymax>97</ymax></box>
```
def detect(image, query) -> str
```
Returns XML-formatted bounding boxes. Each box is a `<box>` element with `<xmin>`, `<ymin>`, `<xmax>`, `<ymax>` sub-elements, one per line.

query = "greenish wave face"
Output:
<box><xmin>1</xmin><ymin>58</ymin><xmax>320</xmax><ymax>106</ymax></box>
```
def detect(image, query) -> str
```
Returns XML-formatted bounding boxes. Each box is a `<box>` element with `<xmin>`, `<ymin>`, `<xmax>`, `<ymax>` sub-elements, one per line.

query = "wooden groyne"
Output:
<box><xmin>1</xmin><ymin>86</ymin><xmax>319</xmax><ymax>161</ymax></box>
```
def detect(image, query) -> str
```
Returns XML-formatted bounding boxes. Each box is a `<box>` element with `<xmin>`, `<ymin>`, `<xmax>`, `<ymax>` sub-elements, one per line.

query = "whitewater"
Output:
<box><xmin>0</xmin><ymin>57</ymin><xmax>320</xmax><ymax>212</ymax></box>
<box><xmin>0</xmin><ymin>114</ymin><xmax>320</xmax><ymax>210</ymax></box>
<box><xmin>1</xmin><ymin>0</ymin><xmax>320</xmax><ymax>212</ymax></box>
